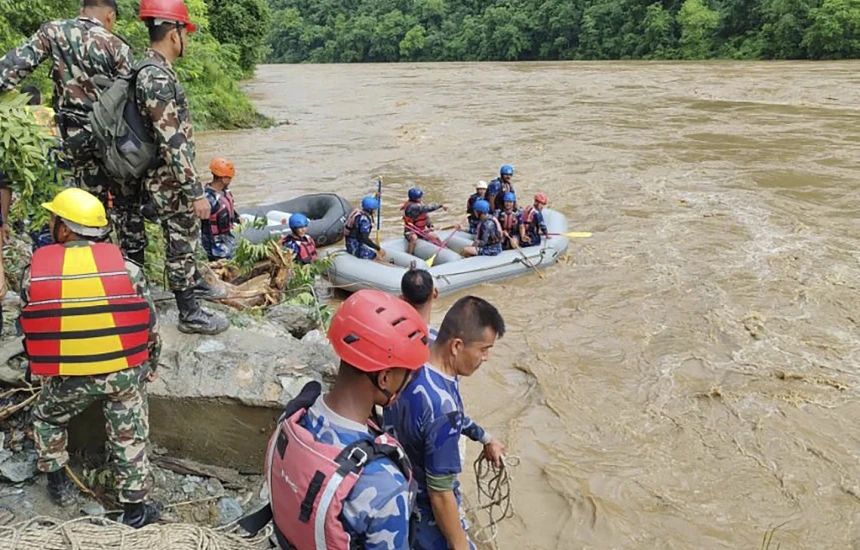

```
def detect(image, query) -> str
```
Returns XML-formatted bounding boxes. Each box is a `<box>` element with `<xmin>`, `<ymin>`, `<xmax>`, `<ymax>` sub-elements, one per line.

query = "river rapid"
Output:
<box><xmin>197</xmin><ymin>61</ymin><xmax>860</xmax><ymax>549</ymax></box>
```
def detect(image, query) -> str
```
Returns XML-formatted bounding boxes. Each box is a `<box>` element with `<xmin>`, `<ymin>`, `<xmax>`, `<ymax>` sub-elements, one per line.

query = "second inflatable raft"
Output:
<box><xmin>324</xmin><ymin>209</ymin><xmax>570</xmax><ymax>296</ymax></box>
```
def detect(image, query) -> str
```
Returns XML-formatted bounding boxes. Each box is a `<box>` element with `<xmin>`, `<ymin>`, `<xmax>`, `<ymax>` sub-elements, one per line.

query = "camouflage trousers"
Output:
<box><xmin>32</xmin><ymin>366</ymin><xmax>151</xmax><ymax>503</ymax></box>
<box><xmin>148</xmin><ymin>183</ymin><xmax>200</xmax><ymax>292</ymax></box>
<box><xmin>65</xmin><ymin>127</ymin><xmax>146</xmax><ymax>258</ymax></box>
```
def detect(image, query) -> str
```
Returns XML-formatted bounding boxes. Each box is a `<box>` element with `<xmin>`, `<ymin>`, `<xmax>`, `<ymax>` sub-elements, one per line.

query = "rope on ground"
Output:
<box><xmin>0</xmin><ymin>516</ymin><xmax>273</xmax><ymax>550</ymax></box>
<box><xmin>467</xmin><ymin>454</ymin><xmax>519</xmax><ymax>547</ymax></box>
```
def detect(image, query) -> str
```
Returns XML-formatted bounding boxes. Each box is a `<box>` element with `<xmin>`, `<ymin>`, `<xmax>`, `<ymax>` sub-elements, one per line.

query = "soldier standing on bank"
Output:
<box><xmin>20</xmin><ymin>188</ymin><xmax>162</xmax><ymax>528</ymax></box>
<box><xmin>133</xmin><ymin>0</ymin><xmax>229</xmax><ymax>335</ymax></box>
<box><xmin>0</xmin><ymin>0</ymin><xmax>147</xmax><ymax>263</ymax></box>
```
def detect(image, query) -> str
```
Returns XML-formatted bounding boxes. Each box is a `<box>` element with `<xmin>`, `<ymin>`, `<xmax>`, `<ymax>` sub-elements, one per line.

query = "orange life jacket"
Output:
<box><xmin>498</xmin><ymin>209</ymin><xmax>520</xmax><ymax>232</ymax></box>
<box><xmin>401</xmin><ymin>201</ymin><xmax>429</xmax><ymax>234</ymax></box>
<box><xmin>282</xmin><ymin>235</ymin><xmax>318</xmax><ymax>264</ymax></box>
<box><xmin>20</xmin><ymin>243</ymin><xmax>151</xmax><ymax>377</ymax></box>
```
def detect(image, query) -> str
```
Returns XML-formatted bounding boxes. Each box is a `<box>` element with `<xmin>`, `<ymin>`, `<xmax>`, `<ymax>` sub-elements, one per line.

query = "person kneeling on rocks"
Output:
<box><xmin>20</xmin><ymin>188</ymin><xmax>162</xmax><ymax>528</ymax></box>
<box><xmin>241</xmin><ymin>289</ymin><xmax>430</xmax><ymax>549</ymax></box>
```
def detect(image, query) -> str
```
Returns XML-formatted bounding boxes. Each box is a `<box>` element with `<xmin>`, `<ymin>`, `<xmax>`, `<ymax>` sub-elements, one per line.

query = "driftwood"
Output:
<box><xmin>152</xmin><ymin>456</ymin><xmax>244</xmax><ymax>489</ymax></box>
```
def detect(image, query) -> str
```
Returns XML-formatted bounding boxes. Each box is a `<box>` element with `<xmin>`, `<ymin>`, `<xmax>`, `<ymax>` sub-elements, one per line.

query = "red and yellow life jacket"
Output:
<box><xmin>401</xmin><ymin>201</ymin><xmax>429</xmax><ymax>234</ymax></box>
<box><xmin>20</xmin><ymin>243</ymin><xmax>151</xmax><ymax>377</ymax></box>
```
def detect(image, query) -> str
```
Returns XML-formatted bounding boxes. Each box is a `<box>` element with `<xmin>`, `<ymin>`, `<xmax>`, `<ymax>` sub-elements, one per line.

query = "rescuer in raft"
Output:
<box><xmin>344</xmin><ymin>195</ymin><xmax>386</xmax><ymax>261</ymax></box>
<box><xmin>465</xmin><ymin>180</ymin><xmax>487</xmax><ymax>234</ymax></box>
<box><xmin>495</xmin><ymin>191</ymin><xmax>522</xmax><ymax>250</ymax></box>
<box><xmin>201</xmin><ymin>157</ymin><xmax>240</xmax><ymax>261</ymax></box>
<box><xmin>240</xmin><ymin>289</ymin><xmax>430</xmax><ymax>550</ymax></box>
<box><xmin>462</xmin><ymin>200</ymin><xmax>502</xmax><ymax>257</ymax></box>
<box><xmin>486</xmin><ymin>164</ymin><xmax>515</xmax><ymax>212</ymax></box>
<box><xmin>280</xmin><ymin>213</ymin><xmax>318</xmax><ymax>265</ymax></box>
<box><xmin>402</xmin><ymin>187</ymin><xmax>447</xmax><ymax>255</ymax></box>
<box><xmin>520</xmin><ymin>192</ymin><xmax>550</xmax><ymax>247</ymax></box>
<box><xmin>20</xmin><ymin>188</ymin><xmax>162</xmax><ymax>528</ymax></box>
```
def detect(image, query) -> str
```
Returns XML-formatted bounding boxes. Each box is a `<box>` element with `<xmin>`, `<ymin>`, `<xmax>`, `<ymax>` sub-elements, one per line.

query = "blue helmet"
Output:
<box><xmin>503</xmin><ymin>192</ymin><xmax>516</xmax><ymax>203</ymax></box>
<box><xmin>289</xmin><ymin>213</ymin><xmax>309</xmax><ymax>229</ymax></box>
<box><xmin>500</xmin><ymin>164</ymin><xmax>514</xmax><ymax>176</ymax></box>
<box><xmin>408</xmin><ymin>187</ymin><xmax>424</xmax><ymax>201</ymax></box>
<box><xmin>473</xmin><ymin>200</ymin><xmax>491</xmax><ymax>214</ymax></box>
<box><xmin>361</xmin><ymin>196</ymin><xmax>379</xmax><ymax>211</ymax></box>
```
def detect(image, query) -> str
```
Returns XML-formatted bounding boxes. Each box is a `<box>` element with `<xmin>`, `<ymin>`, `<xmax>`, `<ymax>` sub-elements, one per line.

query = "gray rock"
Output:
<box><xmin>301</xmin><ymin>329</ymin><xmax>327</xmax><ymax>345</ymax></box>
<box><xmin>0</xmin><ymin>450</ymin><xmax>36</xmax><ymax>483</ymax></box>
<box><xmin>216</xmin><ymin>497</ymin><xmax>244</xmax><ymax>526</ymax></box>
<box><xmin>181</xmin><ymin>478</ymin><xmax>200</xmax><ymax>495</ymax></box>
<box><xmin>205</xmin><ymin>478</ymin><xmax>224</xmax><ymax>495</ymax></box>
<box><xmin>195</xmin><ymin>339</ymin><xmax>227</xmax><ymax>354</ymax></box>
<box><xmin>81</xmin><ymin>502</ymin><xmax>106</xmax><ymax>516</ymax></box>
<box><xmin>266</xmin><ymin>303</ymin><xmax>318</xmax><ymax>338</ymax></box>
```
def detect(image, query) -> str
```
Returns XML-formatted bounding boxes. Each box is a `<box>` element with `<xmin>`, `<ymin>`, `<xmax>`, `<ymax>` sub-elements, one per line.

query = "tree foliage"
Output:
<box><xmin>266</xmin><ymin>0</ymin><xmax>860</xmax><ymax>61</ymax></box>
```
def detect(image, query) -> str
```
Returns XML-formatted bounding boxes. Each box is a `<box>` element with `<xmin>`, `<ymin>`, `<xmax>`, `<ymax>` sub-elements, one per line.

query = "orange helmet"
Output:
<box><xmin>534</xmin><ymin>192</ymin><xmax>548</xmax><ymax>205</ymax></box>
<box><xmin>209</xmin><ymin>158</ymin><xmax>235</xmax><ymax>179</ymax></box>
<box><xmin>328</xmin><ymin>290</ymin><xmax>429</xmax><ymax>373</ymax></box>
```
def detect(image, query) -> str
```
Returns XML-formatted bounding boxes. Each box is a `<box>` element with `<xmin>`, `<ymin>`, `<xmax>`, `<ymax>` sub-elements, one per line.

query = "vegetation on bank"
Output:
<box><xmin>266</xmin><ymin>0</ymin><xmax>860</xmax><ymax>62</ymax></box>
<box><xmin>0</xmin><ymin>0</ymin><xmax>273</xmax><ymax>130</ymax></box>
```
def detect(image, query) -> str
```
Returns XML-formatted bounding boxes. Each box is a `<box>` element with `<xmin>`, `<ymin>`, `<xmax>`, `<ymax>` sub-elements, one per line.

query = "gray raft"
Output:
<box><xmin>323</xmin><ymin>208</ymin><xmax>570</xmax><ymax>296</ymax></box>
<box><xmin>237</xmin><ymin>193</ymin><xmax>351</xmax><ymax>246</ymax></box>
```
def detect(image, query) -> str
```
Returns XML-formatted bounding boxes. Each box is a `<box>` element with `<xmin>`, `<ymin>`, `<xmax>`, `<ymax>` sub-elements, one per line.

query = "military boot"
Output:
<box><xmin>120</xmin><ymin>501</ymin><xmax>163</xmax><ymax>529</ymax></box>
<box><xmin>46</xmin><ymin>469</ymin><xmax>78</xmax><ymax>507</ymax></box>
<box><xmin>175</xmin><ymin>289</ymin><xmax>229</xmax><ymax>335</ymax></box>
<box><xmin>192</xmin><ymin>273</ymin><xmax>228</xmax><ymax>300</ymax></box>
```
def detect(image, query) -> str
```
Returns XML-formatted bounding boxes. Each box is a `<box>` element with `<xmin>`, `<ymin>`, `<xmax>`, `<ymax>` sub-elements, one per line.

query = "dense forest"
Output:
<box><xmin>0</xmin><ymin>0</ymin><xmax>271</xmax><ymax>129</ymax></box>
<box><xmin>266</xmin><ymin>0</ymin><xmax>860</xmax><ymax>62</ymax></box>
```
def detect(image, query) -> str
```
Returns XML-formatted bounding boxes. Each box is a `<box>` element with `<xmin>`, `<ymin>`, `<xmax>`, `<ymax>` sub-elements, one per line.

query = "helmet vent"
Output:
<box><xmin>343</xmin><ymin>333</ymin><xmax>360</xmax><ymax>344</ymax></box>
<box><xmin>391</xmin><ymin>317</ymin><xmax>407</xmax><ymax>326</ymax></box>
<box><xmin>375</xmin><ymin>307</ymin><xmax>386</xmax><ymax>314</ymax></box>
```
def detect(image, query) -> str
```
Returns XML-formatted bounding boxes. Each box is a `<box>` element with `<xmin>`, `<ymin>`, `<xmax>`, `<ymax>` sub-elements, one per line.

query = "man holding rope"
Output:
<box><xmin>383</xmin><ymin>296</ymin><xmax>506</xmax><ymax>550</ymax></box>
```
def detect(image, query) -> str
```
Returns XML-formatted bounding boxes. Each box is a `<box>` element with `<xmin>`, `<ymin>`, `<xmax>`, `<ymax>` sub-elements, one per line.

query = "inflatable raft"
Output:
<box><xmin>324</xmin><ymin>209</ymin><xmax>569</xmax><ymax>296</ymax></box>
<box><xmin>237</xmin><ymin>193</ymin><xmax>351</xmax><ymax>246</ymax></box>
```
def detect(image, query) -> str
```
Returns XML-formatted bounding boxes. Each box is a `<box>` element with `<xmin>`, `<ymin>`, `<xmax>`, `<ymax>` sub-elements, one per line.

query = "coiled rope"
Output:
<box><xmin>467</xmin><ymin>454</ymin><xmax>519</xmax><ymax>547</ymax></box>
<box><xmin>0</xmin><ymin>516</ymin><xmax>273</xmax><ymax>550</ymax></box>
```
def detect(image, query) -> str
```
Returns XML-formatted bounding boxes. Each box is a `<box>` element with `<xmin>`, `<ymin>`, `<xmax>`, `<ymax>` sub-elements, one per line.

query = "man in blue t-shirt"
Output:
<box><xmin>383</xmin><ymin>296</ymin><xmax>506</xmax><ymax>550</ymax></box>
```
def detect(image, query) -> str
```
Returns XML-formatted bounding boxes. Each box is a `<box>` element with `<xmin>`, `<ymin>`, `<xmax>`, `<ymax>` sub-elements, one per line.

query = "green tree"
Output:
<box><xmin>677</xmin><ymin>0</ymin><xmax>721</xmax><ymax>58</ymax></box>
<box><xmin>208</xmin><ymin>0</ymin><xmax>273</xmax><ymax>74</ymax></box>
<box><xmin>803</xmin><ymin>0</ymin><xmax>860</xmax><ymax>57</ymax></box>
<box><xmin>400</xmin><ymin>24</ymin><xmax>427</xmax><ymax>59</ymax></box>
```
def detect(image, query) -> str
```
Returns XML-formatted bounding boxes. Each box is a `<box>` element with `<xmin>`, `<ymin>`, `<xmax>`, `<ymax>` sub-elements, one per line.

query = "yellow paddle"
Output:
<box><xmin>427</xmin><ymin>218</ymin><xmax>467</xmax><ymax>267</ymax></box>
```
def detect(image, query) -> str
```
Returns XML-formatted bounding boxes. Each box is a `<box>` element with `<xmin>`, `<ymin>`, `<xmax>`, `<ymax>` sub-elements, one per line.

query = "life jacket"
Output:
<box><xmin>240</xmin><ymin>381</ymin><xmax>413</xmax><ymax>550</ymax></box>
<box><xmin>477</xmin><ymin>216</ymin><xmax>503</xmax><ymax>246</ymax></box>
<box><xmin>466</xmin><ymin>193</ymin><xmax>483</xmax><ymax>221</ymax></box>
<box><xmin>498</xmin><ymin>209</ymin><xmax>520</xmax><ymax>233</ymax></box>
<box><xmin>204</xmin><ymin>187</ymin><xmax>236</xmax><ymax>236</ymax></box>
<box><xmin>343</xmin><ymin>208</ymin><xmax>370</xmax><ymax>239</ymax></box>
<box><xmin>401</xmin><ymin>201</ymin><xmax>429</xmax><ymax>233</ymax></box>
<box><xmin>521</xmin><ymin>205</ymin><xmax>539</xmax><ymax>229</ymax></box>
<box><xmin>283</xmin><ymin>235</ymin><xmax>318</xmax><ymax>264</ymax></box>
<box><xmin>20</xmin><ymin>243</ymin><xmax>151</xmax><ymax>377</ymax></box>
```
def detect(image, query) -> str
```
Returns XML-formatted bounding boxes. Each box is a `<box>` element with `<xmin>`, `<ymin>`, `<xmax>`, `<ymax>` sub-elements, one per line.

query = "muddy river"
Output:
<box><xmin>197</xmin><ymin>62</ymin><xmax>860</xmax><ymax>549</ymax></box>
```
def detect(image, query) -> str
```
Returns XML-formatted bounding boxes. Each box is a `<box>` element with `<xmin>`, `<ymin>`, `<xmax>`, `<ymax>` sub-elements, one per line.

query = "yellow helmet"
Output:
<box><xmin>42</xmin><ymin>188</ymin><xmax>110</xmax><ymax>237</ymax></box>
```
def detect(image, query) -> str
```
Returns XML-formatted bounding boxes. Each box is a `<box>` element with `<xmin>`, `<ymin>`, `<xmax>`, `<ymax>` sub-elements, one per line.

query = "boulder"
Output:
<box><xmin>0</xmin><ymin>450</ymin><xmax>37</xmax><ymax>483</ymax></box>
<box><xmin>265</xmin><ymin>303</ymin><xmax>319</xmax><ymax>339</ymax></box>
<box><xmin>68</xmin><ymin>313</ymin><xmax>337</xmax><ymax>473</ymax></box>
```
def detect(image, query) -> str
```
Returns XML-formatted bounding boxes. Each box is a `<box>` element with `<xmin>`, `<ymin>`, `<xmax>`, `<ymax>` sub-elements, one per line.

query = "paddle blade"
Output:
<box><xmin>426</xmin><ymin>253</ymin><xmax>438</xmax><ymax>267</ymax></box>
<box><xmin>555</xmin><ymin>232</ymin><xmax>592</xmax><ymax>238</ymax></box>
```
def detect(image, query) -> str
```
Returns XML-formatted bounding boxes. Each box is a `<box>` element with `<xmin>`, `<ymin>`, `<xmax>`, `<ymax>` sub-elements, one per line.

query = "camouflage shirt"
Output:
<box><xmin>0</xmin><ymin>16</ymin><xmax>133</xmax><ymax>121</ymax></box>
<box><xmin>135</xmin><ymin>49</ymin><xmax>204</xmax><ymax>202</ymax></box>
<box><xmin>20</xmin><ymin>241</ymin><xmax>162</xmax><ymax>370</ymax></box>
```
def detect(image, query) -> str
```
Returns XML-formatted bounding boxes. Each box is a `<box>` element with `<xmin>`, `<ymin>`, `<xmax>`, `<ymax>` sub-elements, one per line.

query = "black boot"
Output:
<box><xmin>192</xmin><ymin>273</ymin><xmax>228</xmax><ymax>300</ymax></box>
<box><xmin>127</xmin><ymin>249</ymin><xmax>145</xmax><ymax>267</ymax></box>
<box><xmin>46</xmin><ymin>469</ymin><xmax>78</xmax><ymax>507</ymax></box>
<box><xmin>175</xmin><ymin>289</ymin><xmax>229</xmax><ymax>335</ymax></box>
<box><xmin>121</xmin><ymin>501</ymin><xmax>163</xmax><ymax>529</ymax></box>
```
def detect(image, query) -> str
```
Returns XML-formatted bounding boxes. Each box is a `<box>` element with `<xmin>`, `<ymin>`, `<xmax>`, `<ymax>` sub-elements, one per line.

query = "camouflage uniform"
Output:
<box><xmin>21</xmin><ymin>242</ymin><xmax>160</xmax><ymax>504</ymax></box>
<box><xmin>0</xmin><ymin>17</ymin><xmax>146</xmax><ymax>259</ymax></box>
<box><xmin>134</xmin><ymin>49</ymin><xmax>204</xmax><ymax>292</ymax></box>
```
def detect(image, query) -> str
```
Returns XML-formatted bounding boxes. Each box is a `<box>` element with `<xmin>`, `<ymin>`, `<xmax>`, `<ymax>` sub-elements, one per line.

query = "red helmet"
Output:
<box><xmin>328</xmin><ymin>290</ymin><xmax>429</xmax><ymax>373</ymax></box>
<box><xmin>139</xmin><ymin>0</ymin><xmax>197</xmax><ymax>33</ymax></box>
<box><xmin>534</xmin><ymin>192</ymin><xmax>548</xmax><ymax>205</ymax></box>
<box><xmin>209</xmin><ymin>157</ymin><xmax>235</xmax><ymax>178</ymax></box>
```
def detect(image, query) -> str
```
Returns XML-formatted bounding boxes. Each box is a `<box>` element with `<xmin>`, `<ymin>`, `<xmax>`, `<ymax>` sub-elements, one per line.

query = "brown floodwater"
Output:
<box><xmin>197</xmin><ymin>61</ymin><xmax>860</xmax><ymax>549</ymax></box>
